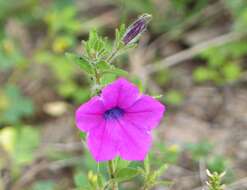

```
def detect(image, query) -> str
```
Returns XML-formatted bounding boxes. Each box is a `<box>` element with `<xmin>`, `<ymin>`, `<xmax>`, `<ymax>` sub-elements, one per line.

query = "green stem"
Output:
<box><xmin>94</xmin><ymin>68</ymin><xmax>101</xmax><ymax>95</ymax></box>
<box><xmin>106</xmin><ymin>46</ymin><xmax>120</xmax><ymax>63</ymax></box>
<box><xmin>93</xmin><ymin>69</ymin><xmax>118</xmax><ymax>190</ymax></box>
<box><xmin>92</xmin><ymin>46</ymin><xmax>121</xmax><ymax>190</ymax></box>
<box><xmin>108</xmin><ymin>160</ymin><xmax>118</xmax><ymax>190</ymax></box>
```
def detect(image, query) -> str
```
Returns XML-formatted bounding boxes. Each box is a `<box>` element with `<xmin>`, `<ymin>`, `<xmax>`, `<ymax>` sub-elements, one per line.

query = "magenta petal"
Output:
<box><xmin>125</xmin><ymin>95</ymin><xmax>165</xmax><ymax>130</ymax></box>
<box><xmin>101</xmin><ymin>78</ymin><xmax>139</xmax><ymax>109</ymax></box>
<box><xmin>75</xmin><ymin>77</ymin><xmax>166</xmax><ymax>162</ymax></box>
<box><xmin>117</xmin><ymin>118</ymin><xmax>152</xmax><ymax>161</ymax></box>
<box><xmin>75</xmin><ymin>97</ymin><xmax>105</xmax><ymax>132</ymax></box>
<box><xmin>87</xmin><ymin>120</ymin><xmax>120</xmax><ymax>162</ymax></box>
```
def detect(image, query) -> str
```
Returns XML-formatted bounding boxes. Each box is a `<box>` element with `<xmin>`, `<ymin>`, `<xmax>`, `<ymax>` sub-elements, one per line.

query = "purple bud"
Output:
<box><xmin>122</xmin><ymin>14</ymin><xmax>152</xmax><ymax>45</ymax></box>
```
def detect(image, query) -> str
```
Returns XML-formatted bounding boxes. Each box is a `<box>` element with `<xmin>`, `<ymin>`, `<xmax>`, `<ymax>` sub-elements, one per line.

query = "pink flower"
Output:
<box><xmin>75</xmin><ymin>78</ymin><xmax>165</xmax><ymax>162</ymax></box>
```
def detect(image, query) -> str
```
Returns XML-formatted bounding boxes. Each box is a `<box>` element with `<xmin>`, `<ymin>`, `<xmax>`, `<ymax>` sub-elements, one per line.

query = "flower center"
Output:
<box><xmin>104</xmin><ymin>107</ymin><xmax>124</xmax><ymax>120</ymax></box>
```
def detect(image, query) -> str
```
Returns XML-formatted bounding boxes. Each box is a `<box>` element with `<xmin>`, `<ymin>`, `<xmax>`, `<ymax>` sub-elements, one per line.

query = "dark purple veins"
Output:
<box><xmin>122</xmin><ymin>14</ymin><xmax>152</xmax><ymax>45</ymax></box>
<box><xmin>123</xmin><ymin>19</ymin><xmax>146</xmax><ymax>44</ymax></box>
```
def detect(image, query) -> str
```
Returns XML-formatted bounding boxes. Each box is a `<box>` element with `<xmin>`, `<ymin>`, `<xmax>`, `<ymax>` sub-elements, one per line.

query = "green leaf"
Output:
<box><xmin>102</xmin><ymin>67</ymin><xmax>128</xmax><ymax>77</ymax></box>
<box><xmin>96</xmin><ymin>60</ymin><xmax>128</xmax><ymax>78</ymax></box>
<box><xmin>83</xmin><ymin>29</ymin><xmax>109</xmax><ymax>60</ymax></box>
<box><xmin>100</xmin><ymin>73</ymin><xmax>117</xmax><ymax>86</ymax></box>
<box><xmin>65</xmin><ymin>52</ymin><xmax>94</xmax><ymax>75</ymax></box>
<box><xmin>111</xmin><ymin>67</ymin><xmax>128</xmax><ymax>76</ymax></box>
<box><xmin>114</xmin><ymin>167</ymin><xmax>141</xmax><ymax>182</ymax></box>
<box><xmin>96</xmin><ymin>61</ymin><xmax>111</xmax><ymax>71</ymax></box>
<box><xmin>116</xmin><ymin>157</ymin><xmax>130</xmax><ymax>170</ymax></box>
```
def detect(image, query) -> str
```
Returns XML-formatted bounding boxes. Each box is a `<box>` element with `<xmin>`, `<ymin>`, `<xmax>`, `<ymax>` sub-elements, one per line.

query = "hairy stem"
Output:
<box><xmin>94</xmin><ymin>68</ymin><xmax>101</xmax><ymax>95</ymax></box>
<box><xmin>108</xmin><ymin>160</ymin><xmax>118</xmax><ymax>190</ymax></box>
<box><xmin>106</xmin><ymin>46</ymin><xmax>120</xmax><ymax>63</ymax></box>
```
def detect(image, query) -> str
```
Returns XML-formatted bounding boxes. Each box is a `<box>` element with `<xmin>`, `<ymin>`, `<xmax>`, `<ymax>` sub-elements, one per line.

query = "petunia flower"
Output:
<box><xmin>75</xmin><ymin>78</ymin><xmax>165</xmax><ymax>162</ymax></box>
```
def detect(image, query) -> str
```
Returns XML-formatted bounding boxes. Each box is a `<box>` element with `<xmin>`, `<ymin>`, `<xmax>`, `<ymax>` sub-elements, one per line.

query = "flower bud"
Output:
<box><xmin>122</xmin><ymin>14</ymin><xmax>152</xmax><ymax>45</ymax></box>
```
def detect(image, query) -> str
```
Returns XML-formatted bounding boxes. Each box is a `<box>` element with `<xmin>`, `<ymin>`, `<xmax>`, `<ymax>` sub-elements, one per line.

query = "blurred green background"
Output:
<box><xmin>0</xmin><ymin>0</ymin><xmax>247</xmax><ymax>189</ymax></box>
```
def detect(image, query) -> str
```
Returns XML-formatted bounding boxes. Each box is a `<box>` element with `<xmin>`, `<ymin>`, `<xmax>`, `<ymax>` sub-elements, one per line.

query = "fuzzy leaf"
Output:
<box><xmin>65</xmin><ymin>52</ymin><xmax>94</xmax><ymax>75</ymax></box>
<box><xmin>102</xmin><ymin>67</ymin><xmax>128</xmax><ymax>76</ymax></box>
<box><xmin>116</xmin><ymin>158</ymin><xmax>130</xmax><ymax>170</ymax></box>
<box><xmin>96</xmin><ymin>61</ymin><xmax>111</xmax><ymax>71</ymax></box>
<box><xmin>114</xmin><ymin>167</ymin><xmax>140</xmax><ymax>182</ymax></box>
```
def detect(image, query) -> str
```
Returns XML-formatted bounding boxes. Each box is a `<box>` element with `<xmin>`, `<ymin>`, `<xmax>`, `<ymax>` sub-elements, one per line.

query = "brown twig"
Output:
<box><xmin>145</xmin><ymin>32</ymin><xmax>246</xmax><ymax>74</ymax></box>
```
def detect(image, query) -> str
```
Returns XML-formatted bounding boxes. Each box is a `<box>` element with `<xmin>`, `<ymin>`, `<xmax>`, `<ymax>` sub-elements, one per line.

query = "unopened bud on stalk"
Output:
<box><xmin>122</xmin><ymin>13</ymin><xmax>152</xmax><ymax>45</ymax></box>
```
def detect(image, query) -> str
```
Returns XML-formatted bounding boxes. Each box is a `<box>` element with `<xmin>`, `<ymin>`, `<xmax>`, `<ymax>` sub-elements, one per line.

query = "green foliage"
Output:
<box><xmin>193</xmin><ymin>66</ymin><xmax>218</xmax><ymax>82</ymax></box>
<box><xmin>153</xmin><ymin>69</ymin><xmax>171</xmax><ymax>86</ymax></box>
<box><xmin>74</xmin><ymin>169</ymin><xmax>106</xmax><ymax>190</ymax></box>
<box><xmin>0</xmin><ymin>38</ymin><xmax>27</xmax><ymax>70</ymax></box>
<box><xmin>117</xmin><ymin>0</ymin><xmax>154</xmax><ymax>14</ymax></box>
<box><xmin>45</xmin><ymin>6</ymin><xmax>81</xmax><ymax>35</ymax></box>
<box><xmin>0</xmin><ymin>126</ymin><xmax>40</xmax><ymax>166</ymax></box>
<box><xmin>32</xmin><ymin>180</ymin><xmax>56</xmax><ymax>190</ymax></box>
<box><xmin>14</xmin><ymin>126</ymin><xmax>40</xmax><ymax>165</ymax></box>
<box><xmin>0</xmin><ymin>85</ymin><xmax>33</xmax><ymax>125</ymax></box>
<box><xmin>114</xmin><ymin>167</ymin><xmax>140</xmax><ymax>182</ymax></box>
<box><xmin>35</xmin><ymin>49</ymin><xmax>90</xmax><ymax>103</ymax></box>
<box><xmin>66</xmin><ymin>23</ymin><xmax>132</xmax><ymax>92</ymax></box>
<box><xmin>163</xmin><ymin>90</ymin><xmax>184</xmax><ymax>106</ymax></box>
<box><xmin>206</xmin><ymin>170</ymin><xmax>225</xmax><ymax>190</ymax></box>
<box><xmin>82</xmin><ymin>30</ymin><xmax>110</xmax><ymax>62</ymax></box>
<box><xmin>186</xmin><ymin>140</ymin><xmax>213</xmax><ymax>161</ymax></box>
<box><xmin>66</xmin><ymin>52</ymin><xmax>94</xmax><ymax>75</ymax></box>
<box><xmin>194</xmin><ymin>41</ymin><xmax>245</xmax><ymax>85</ymax></box>
<box><xmin>186</xmin><ymin>141</ymin><xmax>234</xmax><ymax>183</ymax></box>
<box><xmin>115</xmin><ymin>24</ymin><xmax>126</xmax><ymax>47</ymax></box>
<box><xmin>141</xmin><ymin>156</ymin><xmax>169</xmax><ymax>190</ymax></box>
<box><xmin>208</xmin><ymin>155</ymin><xmax>229</xmax><ymax>174</ymax></box>
<box><xmin>225</xmin><ymin>0</ymin><xmax>247</xmax><ymax>31</ymax></box>
<box><xmin>52</xmin><ymin>35</ymin><xmax>75</xmax><ymax>53</ymax></box>
<box><xmin>171</xmin><ymin>0</ymin><xmax>209</xmax><ymax>15</ymax></box>
<box><xmin>1</xmin><ymin>0</ymin><xmax>244</xmax><ymax>189</ymax></box>
<box><xmin>151</xmin><ymin>143</ymin><xmax>180</xmax><ymax>166</ymax></box>
<box><xmin>58</xmin><ymin>82</ymin><xmax>91</xmax><ymax>103</ymax></box>
<box><xmin>112</xmin><ymin>0</ymin><xmax>209</xmax><ymax>34</ymax></box>
<box><xmin>0</xmin><ymin>0</ymin><xmax>37</xmax><ymax>22</ymax></box>
<box><xmin>74</xmin><ymin>172</ymin><xmax>90</xmax><ymax>189</ymax></box>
